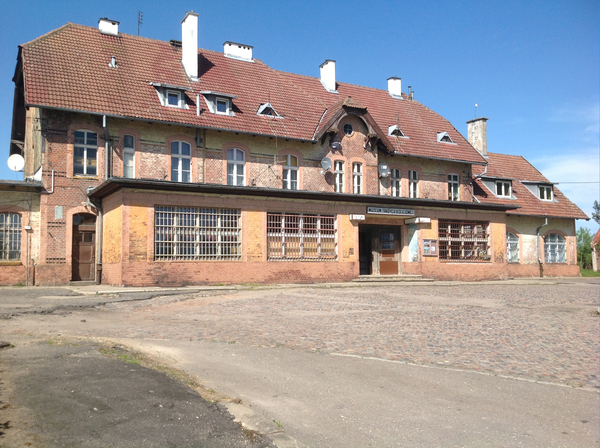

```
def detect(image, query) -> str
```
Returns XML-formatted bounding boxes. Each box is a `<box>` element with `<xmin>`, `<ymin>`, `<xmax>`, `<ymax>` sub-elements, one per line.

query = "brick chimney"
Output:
<box><xmin>466</xmin><ymin>117</ymin><xmax>488</xmax><ymax>156</ymax></box>
<box><xmin>320</xmin><ymin>60</ymin><xmax>337</xmax><ymax>93</ymax></box>
<box><xmin>181</xmin><ymin>11</ymin><xmax>199</xmax><ymax>81</ymax></box>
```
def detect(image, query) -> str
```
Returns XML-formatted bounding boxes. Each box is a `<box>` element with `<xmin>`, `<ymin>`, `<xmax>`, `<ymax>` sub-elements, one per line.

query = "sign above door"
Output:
<box><xmin>366</xmin><ymin>207</ymin><xmax>414</xmax><ymax>216</ymax></box>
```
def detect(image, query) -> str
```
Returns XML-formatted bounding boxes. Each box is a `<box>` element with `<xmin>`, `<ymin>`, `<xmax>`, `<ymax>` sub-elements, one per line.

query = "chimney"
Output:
<box><xmin>320</xmin><ymin>60</ymin><xmax>337</xmax><ymax>93</ymax></box>
<box><xmin>223</xmin><ymin>42</ymin><xmax>253</xmax><ymax>62</ymax></box>
<box><xmin>466</xmin><ymin>117</ymin><xmax>488</xmax><ymax>156</ymax></box>
<box><xmin>387</xmin><ymin>77</ymin><xmax>402</xmax><ymax>98</ymax></box>
<box><xmin>98</xmin><ymin>18</ymin><xmax>119</xmax><ymax>36</ymax></box>
<box><xmin>181</xmin><ymin>11</ymin><xmax>199</xmax><ymax>81</ymax></box>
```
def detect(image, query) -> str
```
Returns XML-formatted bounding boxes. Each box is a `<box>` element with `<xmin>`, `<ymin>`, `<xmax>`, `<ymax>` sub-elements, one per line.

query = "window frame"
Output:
<box><xmin>544</xmin><ymin>233</ymin><xmax>566</xmax><ymax>263</ymax></box>
<box><xmin>282</xmin><ymin>154</ymin><xmax>299</xmax><ymax>190</ymax></box>
<box><xmin>448</xmin><ymin>173</ymin><xmax>460</xmax><ymax>201</ymax></box>
<box><xmin>334</xmin><ymin>160</ymin><xmax>345</xmax><ymax>193</ymax></box>
<box><xmin>171</xmin><ymin>141</ymin><xmax>192</xmax><ymax>183</ymax></box>
<box><xmin>166</xmin><ymin>89</ymin><xmax>184</xmax><ymax>108</ymax></box>
<box><xmin>227</xmin><ymin>148</ymin><xmax>246</xmax><ymax>186</ymax></box>
<box><xmin>73</xmin><ymin>130</ymin><xmax>98</xmax><ymax>176</ymax></box>
<box><xmin>216</xmin><ymin>97</ymin><xmax>230</xmax><ymax>115</ymax></box>
<box><xmin>352</xmin><ymin>162</ymin><xmax>363</xmax><ymax>194</ymax></box>
<box><xmin>0</xmin><ymin>212</ymin><xmax>22</xmax><ymax>262</ymax></box>
<box><xmin>343</xmin><ymin>123</ymin><xmax>354</xmax><ymax>136</ymax></box>
<box><xmin>506</xmin><ymin>232</ymin><xmax>519</xmax><ymax>263</ymax></box>
<box><xmin>496</xmin><ymin>181</ymin><xmax>512</xmax><ymax>198</ymax></box>
<box><xmin>539</xmin><ymin>185</ymin><xmax>553</xmax><ymax>201</ymax></box>
<box><xmin>438</xmin><ymin>220</ymin><xmax>490</xmax><ymax>262</ymax></box>
<box><xmin>391</xmin><ymin>169</ymin><xmax>401</xmax><ymax>197</ymax></box>
<box><xmin>123</xmin><ymin>134</ymin><xmax>135</xmax><ymax>179</ymax></box>
<box><xmin>408</xmin><ymin>170</ymin><xmax>418</xmax><ymax>198</ymax></box>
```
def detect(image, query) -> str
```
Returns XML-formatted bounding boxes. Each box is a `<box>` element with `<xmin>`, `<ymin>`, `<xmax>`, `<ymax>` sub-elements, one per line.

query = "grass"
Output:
<box><xmin>580</xmin><ymin>268</ymin><xmax>600</xmax><ymax>277</ymax></box>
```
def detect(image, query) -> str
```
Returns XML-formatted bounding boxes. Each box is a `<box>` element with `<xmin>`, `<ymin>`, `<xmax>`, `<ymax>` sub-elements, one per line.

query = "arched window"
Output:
<box><xmin>507</xmin><ymin>232</ymin><xmax>519</xmax><ymax>263</ymax></box>
<box><xmin>391</xmin><ymin>169</ymin><xmax>401</xmax><ymax>197</ymax></box>
<box><xmin>171</xmin><ymin>141</ymin><xmax>191</xmax><ymax>182</ymax></box>
<box><xmin>227</xmin><ymin>148</ymin><xmax>245</xmax><ymax>186</ymax></box>
<box><xmin>74</xmin><ymin>130</ymin><xmax>98</xmax><ymax>176</ymax></box>
<box><xmin>0</xmin><ymin>212</ymin><xmax>22</xmax><ymax>261</ymax></box>
<box><xmin>123</xmin><ymin>134</ymin><xmax>135</xmax><ymax>178</ymax></box>
<box><xmin>544</xmin><ymin>233</ymin><xmax>566</xmax><ymax>263</ymax></box>
<box><xmin>409</xmin><ymin>170</ymin><xmax>418</xmax><ymax>198</ymax></box>
<box><xmin>282</xmin><ymin>154</ymin><xmax>298</xmax><ymax>190</ymax></box>
<box><xmin>448</xmin><ymin>173</ymin><xmax>460</xmax><ymax>201</ymax></box>
<box><xmin>352</xmin><ymin>163</ymin><xmax>362</xmax><ymax>194</ymax></box>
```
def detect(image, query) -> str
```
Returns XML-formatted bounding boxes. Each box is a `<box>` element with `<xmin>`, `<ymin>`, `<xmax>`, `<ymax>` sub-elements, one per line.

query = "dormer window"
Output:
<box><xmin>437</xmin><ymin>132</ymin><xmax>455</xmax><ymax>144</ymax></box>
<box><xmin>539</xmin><ymin>185</ymin><xmax>553</xmax><ymax>201</ymax></box>
<box><xmin>150</xmin><ymin>83</ymin><xmax>190</xmax><ymax>110</ymax></box>
<box><xmin>257</xmin><ymin>102</ymin><xmax>282</xmax><ymax>118</ymax></box>
<box><xmin>388</xmin><ymin>125</ymin><xmax>407</xmax><ymax>138</ymax></box>
<box><xmin>496</xmin><ymin>181</ymin><xmax>512</xmax><ymax>198</ymax></box>
<box><xmin>216</xmin><ymin>98</ymin><xmax>229</xmax><ymax>114</ymax></box>
<box><xmin>167</xmin><ymin>90</ymin><xmax>183</xmax><ymax>107</ymax></box>
<box><xmin>200</xmin><ymin>91</ymin><xmax>237</xmax><ymax>116</ymax></box>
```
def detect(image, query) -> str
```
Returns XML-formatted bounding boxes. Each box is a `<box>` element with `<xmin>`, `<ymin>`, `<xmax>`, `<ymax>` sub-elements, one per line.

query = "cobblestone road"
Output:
<box><xmin>73</xmin><ymin>282</ymin><xmax>600</xmax><ymax>390</ymax></box>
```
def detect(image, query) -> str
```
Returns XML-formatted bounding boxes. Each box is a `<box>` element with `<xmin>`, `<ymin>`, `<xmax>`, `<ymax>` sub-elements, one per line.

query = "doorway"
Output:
<box><xmin>72</xmin><ymin>214</ymin><xmax>96</xmax><ymax>281</ymax></box>
<box><xmin>359</xmin><ymin>225</ymin><xmax>401</xmax><ymax>275</ymax></box>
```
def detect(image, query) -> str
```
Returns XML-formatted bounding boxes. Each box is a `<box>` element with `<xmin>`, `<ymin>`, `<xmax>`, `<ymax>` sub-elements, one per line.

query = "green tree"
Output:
<box><xmin>593</xmin><ymin>200</ymin><xmax>600</xmax><ymax>225</ymax></box>
<box><xmin>576</xmin><ymin>227</ymin><xmax>593</xmax><ymax>269</ymax></box>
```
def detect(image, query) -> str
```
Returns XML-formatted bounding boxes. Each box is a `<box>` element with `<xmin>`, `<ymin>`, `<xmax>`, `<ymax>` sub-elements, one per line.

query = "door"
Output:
<box><xmin>72</xmin><ymin>214</ymin><xmax>96</xmax><ymax>281</ymax></box>
<box><xmin>378</xmin><ymin>227</ymin><xmax>400</xmax><ymax>275</ymax></box>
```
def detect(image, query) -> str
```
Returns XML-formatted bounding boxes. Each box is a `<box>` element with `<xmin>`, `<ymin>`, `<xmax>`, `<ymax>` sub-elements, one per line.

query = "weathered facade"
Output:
<box><xmin>1</xmin><ymin>13</ymin><xmax>588</xmax><ymax>286</ymax></box>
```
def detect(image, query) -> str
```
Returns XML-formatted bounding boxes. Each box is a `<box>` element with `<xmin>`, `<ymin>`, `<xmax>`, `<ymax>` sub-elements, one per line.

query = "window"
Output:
<box><xmin>154</xmin><ymin>207</ymin><xmax>241</xmax><ymax>261</ymax></box>
<box><xmin>216</xmin><ymin>98</ymin><xmax>230</xmax><ymax>115</ymax></box>
<box><xmin>507</xmin><ymin>232</ymin><xmax>519</xmax><ymax>263</ymax></box>
<box><xmin>437</xmin><ymin>132</ymin><xmax>454</xmax><ymax>143</ymax></box>
<box><xmin>123</xmin><ymin>135</ymin><xmax>135</xmax><ymax>178</ymax></box>
<box><xmin>0</xmin><ymin>213</ymin><xmax>21</xmax><ymax>261</ymax></box>
<box><xmin>74</xmin><ymin>130</ymin><xmax>98</xmax><ymax>176</ymax></box>
<box><xmin>227</xmin><ymin>148</ymin><xmax>245</xmax><ymax>186</ymax></box>
<box><xmin>166</xmin><ymin>90</ymin><xmax>182</xmax><ymax>107</ymax></box>
<box><xmin>282</xmin><ymin>154</ymin><xmax>298</xmax><ymax>190</ymax></box>
<box><xmin>539</xmin><ymin>185</ymin><xmax>553</xmax><ymax>201</ymax></box>
<box><xmin>409</xmin><ymin>170</ymin><xmax>418</xmax><ymax>198</ymax></box>
<box><xmin>334</xmin><ymin>161</ymin><xmax>344</xmax><ymax>193</ymax></box>
<box><xmin>388</xmin><ymin>125</ymin><xmax>407</xmax><ymax>138</ymax></box>
<box><xmin>439</xmin><ymin>220</ymin><xmax>490</xmax><ymax>262</ymax></box>
<box><xmin>544</xmin><ymin>233</ymin><xmax>566</xmax><ymax>263</ymax></box>
<box><xmin>343</xmin><ymin>123</ymin><xmax>354</xmax><ymax>136</ymax></box>
<box><xmin>352</xmin><ymin>163</ymin><xmax>362</xmax><ymax>194</ymax></box>
<box><xmin>391</xmin><ymin>169</ymin><xmax>401</xmax><ymax>197</ymax></box>
<box><xmin>496</xmin><ymin>181</ymin><xmax>511</xmax><ymax>198</ymax></box>
<box><xmin>267</xmin><ymin>212</ymin><xmax>336</xmax><ymax>261</ymax></box>
<box><xmin>171</xmin><ymin>141</ymin><xmax>191</xmax><ymax>182</ymax></box>
<box><xmin>448</xmin><ymin>174</ymin><xmax>460</xmax><ymax>201</ymax></box>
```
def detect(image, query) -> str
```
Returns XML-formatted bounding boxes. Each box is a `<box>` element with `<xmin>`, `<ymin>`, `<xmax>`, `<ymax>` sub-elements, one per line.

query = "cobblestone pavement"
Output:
<box><xmin>6</xmin><ymin>283</ymin><xmax>600</xmax><ymax>389</ymax></box>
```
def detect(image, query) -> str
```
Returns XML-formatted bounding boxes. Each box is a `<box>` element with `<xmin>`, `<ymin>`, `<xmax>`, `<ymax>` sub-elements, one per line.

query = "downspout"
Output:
<box><xmin>96</xmin><ymin>114</ymin><xmax>109</xmax><ymax>284</ymax></box>
<box><xmin>103</xmin><ymin>115</ymin><xmax>109</xmax><ymax>180</ymax></box>
<box><xmin>202</xmin><ymin>129</ymin><xmax>207</xmax><ymax>183</ymax></box>
<box><xmin>536</xmin><ymin>218</ymin><xmax>548</xmax><ymax>277</ymax></box>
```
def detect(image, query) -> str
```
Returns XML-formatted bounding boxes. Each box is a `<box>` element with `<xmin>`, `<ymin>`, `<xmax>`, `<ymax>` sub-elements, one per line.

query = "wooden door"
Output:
<box><xmin>72</xmin><ymin>225</ymin><xmax>95</xmax><ymax>281</ymax></box>
<box><xmin>378</xmin><ymin>228</ymin><xmax>400</xmax><ymax>275</ymax></box>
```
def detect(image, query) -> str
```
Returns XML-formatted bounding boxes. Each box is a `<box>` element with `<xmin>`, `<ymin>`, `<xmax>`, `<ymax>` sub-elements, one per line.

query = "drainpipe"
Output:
<box><xmin>103</xmin><ymin>115</ymin><xmax>109</xmax><ymax>180</ymax></box>
<box><xmin>536</xmin><ymin>218</ymin><xmax>548</xmax><ymax>277</ymax></box>
<box><xmin>202</xmin><ymin>129</ymin><xmax>207</xmax><ymax>183</ymax></box>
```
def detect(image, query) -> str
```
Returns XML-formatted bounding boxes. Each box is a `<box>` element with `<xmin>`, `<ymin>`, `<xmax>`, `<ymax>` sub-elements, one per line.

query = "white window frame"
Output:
<box><xmin>391</xmin><ymin>169</ymin><xmax>401</xmax><ymax>197</ymax></box>
<box><xmin>544</xmin><ymin>233</ymin><xmax>566</xmax><ymax>263</ymax></box>
<box><xmin>282</xmin><ymin>154</ymin><xmax>299</xmax><ymax>190</ymax></box>
<box><xmin>166</xmin><ymin>89</ymin><xmax>183</xmax><ymax>108</ymax></box>
<box><xmin>352</xmin><ymin>163</ymin><xmax>362</xmax><ymax>194</ymax></box>
<box><xmin>171</xmin><ymin>141</ymin><xmax>191</xmax><ymax>183</ymax></box>
<box><xmin>334</xmin><ymin>161</ymin><xmax>345</xmax><ymax>193</ymax></box>
<box><xmin>216</xmin><ymin>97</ymin><xmax>230</xmax><ymax>115</ymax></box>
<box><xmin>227</xmin><ymin>148</ymin><xmax>245</xmax><ymax>186</ymax></box>
<box><xmin>496</xmin><ymin>181</ymin><xmax>512</xmax><ymax>198</ymax></box>
<box><xmin>539</xmin><ymin>185</ymin><xmax>553</xmax><ymax>201</ymax></box>
<box><xmin>448</xmin><ymin>173</ymin><xmax>460</xmax><ymax>201</ymax></box>
<box><xmin>409</xmin><ymin>170</ymin><xmax>418</xmax><ymax>198</ymax></box>
<box><xmin>507</xmin><ymin>232</ymin><xmax>519</xmax><ymax>263</ymax></box>
<box><xmin>0</xmin><ymin>212</ymin><xmax>21</xmax><ymax>261</ymax></box>
<box><xmin>73</xmin><ymin>130</ymin><xmax>98</xmax><ymax>176</ymax></box>
<box><xmin>123</xmin><ymin>134</ymin><xmax>135</xmax><ymax>179</ymax></box>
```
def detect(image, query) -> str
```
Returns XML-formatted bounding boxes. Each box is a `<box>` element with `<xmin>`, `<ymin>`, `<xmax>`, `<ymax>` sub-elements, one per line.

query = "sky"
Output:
<box><xmin>1</xmin><ymin>0</ymin><xmax>598</xmax><ymax>233</ymax></box>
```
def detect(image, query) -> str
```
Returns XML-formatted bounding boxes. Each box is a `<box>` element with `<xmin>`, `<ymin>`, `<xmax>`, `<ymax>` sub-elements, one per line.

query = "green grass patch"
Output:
<box><xmin>580</xmin><ymin>268</ymin><xmax>600</xmax><ymax>277</ymax></box>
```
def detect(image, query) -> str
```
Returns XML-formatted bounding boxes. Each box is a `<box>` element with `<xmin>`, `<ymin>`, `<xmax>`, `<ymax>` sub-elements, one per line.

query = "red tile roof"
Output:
<box><xmin>473</xmin><ymin>152</ymin><xmax>588</xmax><ymax>219</ymax></box>
<box><xmin>20</xmin><ymin>23</ymin><xmax>486</xmax><ymax>165</ymax></box>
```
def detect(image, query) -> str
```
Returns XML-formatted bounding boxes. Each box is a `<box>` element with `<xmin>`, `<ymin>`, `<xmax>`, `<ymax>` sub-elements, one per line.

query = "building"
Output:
<box><xmin>1</xmin><ymin>13</ymin><xmax>588</xmax><ymax>286</ymax></box>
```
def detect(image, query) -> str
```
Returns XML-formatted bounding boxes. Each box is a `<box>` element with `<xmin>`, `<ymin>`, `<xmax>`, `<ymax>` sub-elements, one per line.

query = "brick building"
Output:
<box><xmin>1</xmin><ymin>13</ymin><xmax>588</xmax><ymax>286</ymax></box>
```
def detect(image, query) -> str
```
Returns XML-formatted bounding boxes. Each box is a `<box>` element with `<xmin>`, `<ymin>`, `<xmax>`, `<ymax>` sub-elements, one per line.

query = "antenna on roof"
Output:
<box><xmin>474</xmin><ymin>101</ymin><xmax>478</xmax><ymax>118</ymax></box>
<box><xmin>137</xmin><ymin>11</ymin><xmax>143</xmax><ymax>36</ymax></box>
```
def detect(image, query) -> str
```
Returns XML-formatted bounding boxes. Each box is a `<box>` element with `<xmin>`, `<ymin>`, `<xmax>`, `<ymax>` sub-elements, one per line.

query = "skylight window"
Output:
<box><xmin>437</xmin><ymin>132</ymin><xmax>455</xmax><ymax>144</ymax></box>
<box><xmin>257</xmin><ymin>102</ymin><xmax>282</xmax><ymax>118</ymax></box>
<box><xmin>388</xmin><ymin>125</ymin><xmax>407</xmax><ymax>138</ymax></box>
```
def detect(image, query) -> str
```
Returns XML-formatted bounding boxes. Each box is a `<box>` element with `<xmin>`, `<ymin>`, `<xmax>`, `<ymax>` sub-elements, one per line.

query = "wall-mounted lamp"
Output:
<box><xmin>331</xmin><ymin>141</ymin><xmax>342</xmax><ymax>150</ymax></box>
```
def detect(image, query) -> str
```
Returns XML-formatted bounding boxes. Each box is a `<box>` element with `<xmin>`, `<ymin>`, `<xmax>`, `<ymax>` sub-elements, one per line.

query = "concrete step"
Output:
<box><xmin>352</xmin><ymin>275</ymin><xmax>434</xmax><ymax>283</ymax></box>
<box><xmin>68</xmin><ymin>281</ymin><xmax>96</xmax><ymax>286</ymax></box>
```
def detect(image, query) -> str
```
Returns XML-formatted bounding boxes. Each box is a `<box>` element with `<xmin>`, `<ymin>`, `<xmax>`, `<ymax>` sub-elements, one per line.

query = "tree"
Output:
<box><xmin>593</xmin><ymin>200</ymin><xmax>600</xmax><ymax>225</ymax></box>
<box><xmin>576</xmin><ymin>227</ymin><xmax>593</xmax><ymax>269</ymax></box>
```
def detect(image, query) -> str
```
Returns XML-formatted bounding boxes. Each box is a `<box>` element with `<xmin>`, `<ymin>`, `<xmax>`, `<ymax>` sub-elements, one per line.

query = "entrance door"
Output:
<box><xmin>377</xmin><ymin>227</ymin><xmax>400</xmax><ymax>275</ymax></box>
<box><xmin>72</xmin><ymin>214</ymin><xmax>96</xmax><ymax>281</ymax></box>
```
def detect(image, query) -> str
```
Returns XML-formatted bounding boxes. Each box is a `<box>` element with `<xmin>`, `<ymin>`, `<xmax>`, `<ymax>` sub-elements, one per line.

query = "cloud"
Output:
<box><xmin>549</xmin><ymin>102</ymin><xmax>599</xmax><ymax>127</ymax></box>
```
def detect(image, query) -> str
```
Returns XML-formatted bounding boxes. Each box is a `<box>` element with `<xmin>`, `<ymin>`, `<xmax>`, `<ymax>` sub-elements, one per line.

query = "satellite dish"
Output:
<box><xmin>321</xmin><ymin>157</ymin><xmax>332</xmax><ymax>171</ymax></box>
<box><xmin>7</xmin><ymin>154</ymin><xmax>25</xmax><ymax>172</ymax></box>
<box><xmin>378</xmin><ymin>163</ymin><xmax>390</xmax><ymax>178</ymax></box>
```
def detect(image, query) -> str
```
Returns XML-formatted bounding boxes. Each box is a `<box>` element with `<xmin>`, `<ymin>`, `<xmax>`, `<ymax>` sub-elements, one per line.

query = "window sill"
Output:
<box><xmin>0</xmin><ymin>261</ymin><xmax>22</xmax><ymax>266</ymax></box>
<box><xmin>73</xmin><ymin>175</ymin><xmax>99</xmax><ymax>180</ymax></box>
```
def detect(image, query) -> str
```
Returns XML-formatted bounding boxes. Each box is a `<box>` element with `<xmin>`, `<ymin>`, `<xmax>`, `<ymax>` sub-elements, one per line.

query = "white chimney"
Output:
<box><xmin>387</xmin><ymin>77</ymin><xmax>402</xmax><ymax>98</ymax></box>
<box><xmin>223</xmin><ymin>42</ymin><xmax>253</xmax><ymax>62</ymax></box>
<box><xmin>181</xmin><ymin>11</ymin><xmax>199</xmax><ymax>81</ymax></box>
<box><xmin>466</xmin><ymin>117</ymin><xmax>488</xmax><ymax>156</ymax></box>
<box><xmin>320</xmin><ymin>60</ymin><xmax>337</xmax><ymax>93</ymax></box>
<box><xmin>98</xmin><ymin>18</ymin><xmax>119</xmax><ymax>36</ymax></box>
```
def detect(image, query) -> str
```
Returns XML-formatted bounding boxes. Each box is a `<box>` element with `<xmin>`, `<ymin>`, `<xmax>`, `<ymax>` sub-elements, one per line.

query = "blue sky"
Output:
<box><xmin>1</xmin><ymin>0</ymin><xmax>598</xmax><ymax>232</ymax></box>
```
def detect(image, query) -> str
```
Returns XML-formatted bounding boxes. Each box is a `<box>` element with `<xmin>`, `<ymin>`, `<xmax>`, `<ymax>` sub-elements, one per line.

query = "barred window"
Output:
<box><xmin>267</xmin><ymin>212</ymin><xmax>336</xmax><ymax>261</ymax></box>
<box><xmin>0</xmin><ymin>213</ymin><xmax>21</xmax><ymax>261</ymax></box>
<box><xmin>154</xmin><ymin>206</ymin><xmax>241</xmax><ymax>261</ymax></box>
<box><xmin>439</xmin><ymin>220</ymin><xmax>490</xmax><ymax>262</ymax></box>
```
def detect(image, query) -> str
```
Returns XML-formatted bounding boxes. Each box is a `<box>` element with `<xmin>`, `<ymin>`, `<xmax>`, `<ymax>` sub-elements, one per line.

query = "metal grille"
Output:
<box><xmin>154</xmin><ymin>207</ymin><xmax>241</xmax><ymax>261</ymax></box>
<box><xmin>0</xmin><ymin>213</ymin><xmax>22</xmax><ymax>261</ymax></box>
<box><xmin>267</xmin><ymin>212</ymin><xmax>337</xmax><ymax>261</ymax></box>
<box><xmin>439</xmin><ymin>220</ymin><xmax>490</xmax><ymax>262</ymax></box>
